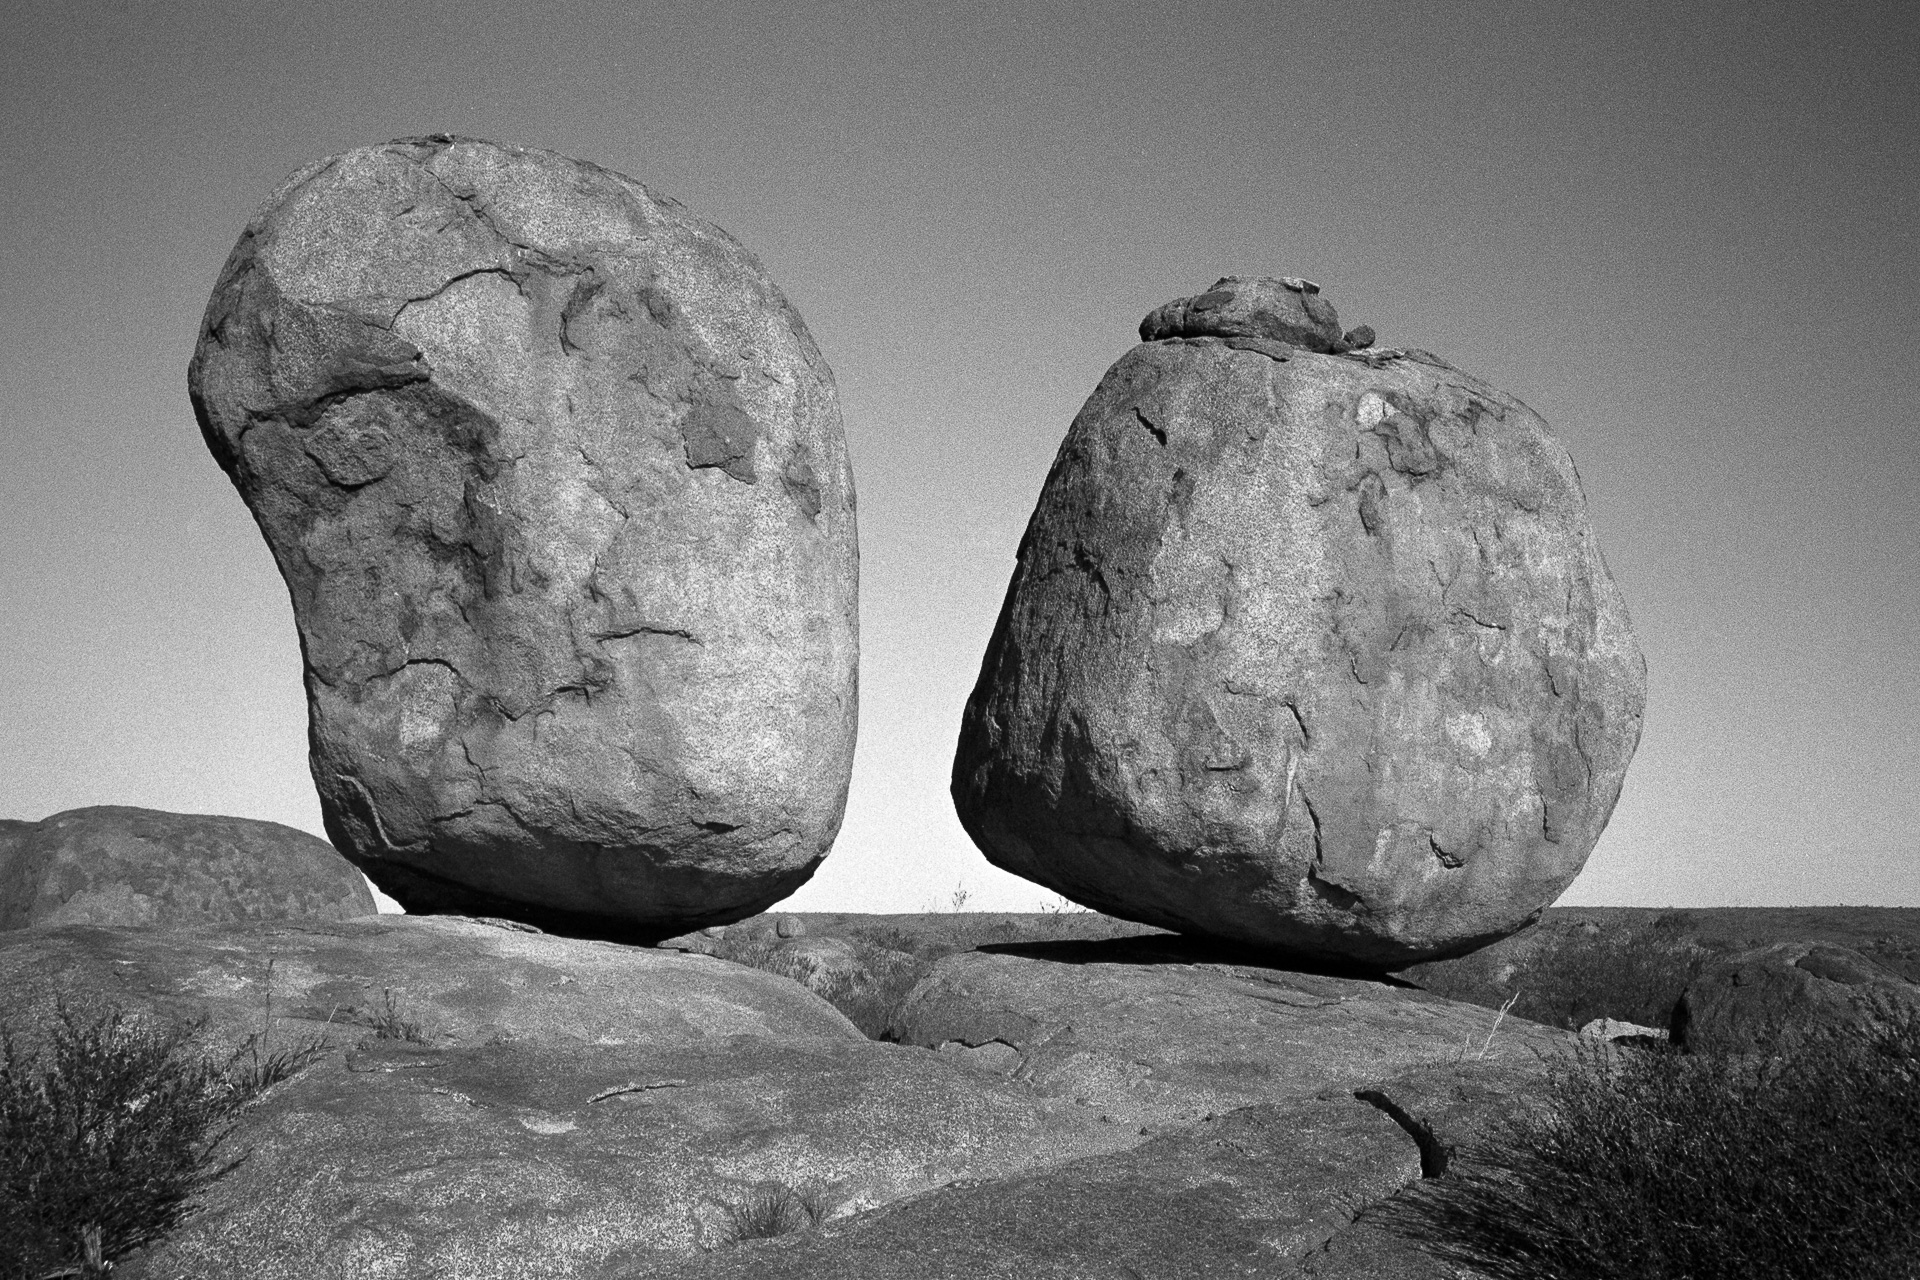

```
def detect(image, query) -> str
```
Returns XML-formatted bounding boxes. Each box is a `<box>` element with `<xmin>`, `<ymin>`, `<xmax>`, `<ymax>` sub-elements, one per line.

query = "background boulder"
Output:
<box><xmin>0</xmin><ymin>805</ymin><xmax>373</xmax><ymax>930</ymax></box>
<box><xmin>189</xmin><ymin>136</ymin><xmax>859</xmax><ymax>938</ymax></box>
<box><xmin>954</xmin><ymin>277</ymin><xmax>1646</xmax><ymax>967</ymax></box>
<box><xmin>1671</xmin><ymin>940</ymin><xmax>1920</xmax><ymax>1055</ymax></box>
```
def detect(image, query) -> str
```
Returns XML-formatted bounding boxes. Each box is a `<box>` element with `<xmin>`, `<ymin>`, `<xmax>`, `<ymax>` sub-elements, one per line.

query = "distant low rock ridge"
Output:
<box><xmin>189</xmin><ymin>136</ymin><xmax>859</xmax><ymax>938</ymax></box>
<box><xmin>0</xmin><ymin>805</ymin><xmax>374</xmax><ymax>930</ymax></box>
<box><xmin>954</xmin><ymin>276</ymin><xmax>1647</xmax><ymax>967</ymax></box>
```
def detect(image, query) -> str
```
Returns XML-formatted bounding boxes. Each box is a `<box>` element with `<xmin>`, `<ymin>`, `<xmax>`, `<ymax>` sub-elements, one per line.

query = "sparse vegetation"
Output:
<box><xmin>363</xmin><ymin>989</ymin><xmax>427</xmax><ymax>1044</ymax></box>
<box><xmin>722</xmin><ymin>937</ymin><xmax>930</xmax><ymax>1040</ymax></box>
<box><xmin>1371</xmin><ymin>1000</ymin><xmax>1920</xmax><ymax>1279</ymax></box>
<box><xmin>723</xmin><ymin>1181</ymin><xmax>833</xmax><ymax>1241</ymax></box>
<box><xmin>1415</xmin><ymin>911</ymin><xmax>1712</xmax><ymax>1033</ymax></box>
<box><xmin>0</xmin><ymin>999</ymin><xmax>327</xmax><ymax>1280</ymax></box>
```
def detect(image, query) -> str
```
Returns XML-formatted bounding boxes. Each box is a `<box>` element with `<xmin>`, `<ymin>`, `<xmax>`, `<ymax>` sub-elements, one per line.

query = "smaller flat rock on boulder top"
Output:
<box><xmin>0</xmin><ymin>806</ymin><xmax>373</xmax><ymax>931</ymax></box>
<box><xmin>1672</xmin><ymin>940</ymin><xmax>1920</xmax><ymax>1055</ymax></box>
<box><xmin>1139</xmin><ymin>275</ymin><xmax>1350</xmax><ymax>353</ymax></box>
<box><xmin>953</xmin><ymin>277</ymin><xmax>1646</xmax><ymax>967</ymax></box>
<box><xmin>189</xmin><ymin>135</ymin><xmax>858</xmax><ymax>938</ymax></box>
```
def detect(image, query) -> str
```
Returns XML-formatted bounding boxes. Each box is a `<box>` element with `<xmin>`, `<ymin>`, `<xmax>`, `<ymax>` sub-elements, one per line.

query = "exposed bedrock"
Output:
<box><xmin>953</xmin><ymin>276</ymin><xmax>1645</xmax><ymax>967</ymax></box>
<box><xmin>190</xmin><ymin>136</ymin><xmax>858</xmax><ymax>937</ymax></box>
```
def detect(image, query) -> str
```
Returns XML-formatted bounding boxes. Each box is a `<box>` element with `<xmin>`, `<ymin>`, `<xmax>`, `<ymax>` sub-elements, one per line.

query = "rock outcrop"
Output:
<box><xmin>1671</xmin><ymin>940</ymin><xmax>1920</xmax><ymax>1055</ymax></box>
<box><xmin>0</xmin><ymin>915</ymin><xmax>1554</xmax><ymax>1279</ymax></box>
<box><xmin>0</xmin><ymin>806</ymin><xmax>374</xmax><ymax>930</ymax></box>
<box><xmin>189</xmin><ymin>136</ymin><xmax>859</xmax><ymax>937</ymax></box>
<box><xmin>954</xmin><ymin>276</ymin><xmax>1646</xmax><ymax>967</ymax></box>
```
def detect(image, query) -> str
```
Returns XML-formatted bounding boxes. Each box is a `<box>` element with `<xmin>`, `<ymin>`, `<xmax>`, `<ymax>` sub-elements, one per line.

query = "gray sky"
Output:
<box><xmin>3</xmin><ymin>0</ymin><xmax>1915</xmax><ymax>910</ymax></box>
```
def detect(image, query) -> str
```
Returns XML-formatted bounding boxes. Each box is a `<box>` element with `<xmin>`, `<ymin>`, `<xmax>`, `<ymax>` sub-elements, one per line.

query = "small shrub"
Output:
<box><xmin>1370</xmin><ymin>1001</ymin><xmax>1920</xmax><ymax>1279</ymax></box>
<box><xmin>723</xmin><ymin>1181</ymin><xmax>832</xmax><ymax>1241</ymax></box>
<box><xmin>0</xmin><ymin>1000</ymin><xmax>325</xmax><ymax>1279</ymax></box>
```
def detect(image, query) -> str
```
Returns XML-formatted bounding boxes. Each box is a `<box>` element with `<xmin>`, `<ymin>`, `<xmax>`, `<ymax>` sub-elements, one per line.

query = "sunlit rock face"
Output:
<box><xmin>191</xmin><ymin>136</ymin><xmax>858</xmax><ymax>937</ymax></box>
<box><xmin>954</xmin><ymin>276</ymin><xmax>1644</xmax><ymax>968</ymax></box>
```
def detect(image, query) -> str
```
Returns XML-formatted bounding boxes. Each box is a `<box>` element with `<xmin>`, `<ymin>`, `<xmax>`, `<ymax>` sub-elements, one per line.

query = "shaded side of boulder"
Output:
<box><xmin>0</xmin><ymin>806</ymin><xmax>375</xmax><ymax>931</ymax></box>
<box><xmin>1671</xmin><ymin>941</ymin><xmax>1920</xmax><ymax>1055</ymax></box>
<box><xmin>954</xmin><ymin>277</ymin><xmax>1645</xmax><ymax>967</ymax></box>
<box><xmin>189</xmin><ymin>135</ymin><xmax>858</xmax><ymax>938</ymax></box>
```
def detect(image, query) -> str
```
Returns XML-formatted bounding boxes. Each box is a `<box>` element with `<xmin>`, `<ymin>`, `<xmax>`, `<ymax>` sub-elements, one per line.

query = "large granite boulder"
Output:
<box><xmin>0</xmin><ymin>806</ymin><xmax>374</xmax><ymax>930</ymax></box>
<box><xmin>1671</xmin><ymin>940</ymin><xmax>1920</xmax><ymax>1055</ymax></box>
<box><xmin>189</xmin><ymin>136</ymin><xmax>859</xmax><ymax>937</ymax></box>
<box><xmin>954</xmin><ymin>276</ymin><xmax>1646</xmax><ymax>967</ymax></box>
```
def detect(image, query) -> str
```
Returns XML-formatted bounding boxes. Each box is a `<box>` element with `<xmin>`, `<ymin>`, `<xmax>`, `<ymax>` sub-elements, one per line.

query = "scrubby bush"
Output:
<box><xmin>1410</xmin><ymin>911</ymin><xmax>1712</xmax><ymax>1032</ymax></box>
<box><xmin>0</xmin><ymin>1001</ymin><xmax>325</xmax><ymax>1279</ymax></box>
<box><xmin>1371</xmin><ymin>1001</ymin><xmax>1920</xmax><ymax>1279</ymax></box>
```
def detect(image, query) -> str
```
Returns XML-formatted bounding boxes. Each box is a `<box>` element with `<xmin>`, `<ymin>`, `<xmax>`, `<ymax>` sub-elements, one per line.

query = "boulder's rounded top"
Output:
<box><xmin>1140</xmin><ymin>275</ymin><xmax>1347</xmax><ymax>353</ymax></box>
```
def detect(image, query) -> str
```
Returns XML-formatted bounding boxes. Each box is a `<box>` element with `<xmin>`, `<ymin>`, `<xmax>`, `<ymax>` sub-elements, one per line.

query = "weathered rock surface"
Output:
<box><xmin>189</xmin><ymin>135</ymin><xmax>859</xmax><ymax>937</ymax></box>
<box><xmin>1671</xmin><ymin>940</ymin><xmax>1920</xmax><ymax>1055</ymax></box>
<box><xmin>954</xmin><ymin>276</ymin><xmax>1646</xmax><ymax>966</ymax></box>
<box><xmin>663</xmin><ymin>1097</ymin><xmax>1424</xmax><ymax>1279</ymax></box>
<box><xmin>0</xmin><ymin>806</ymin><xmax>374</xmax><ymax>930</ymax></box>
<box><xmin>1</xmin><ymin>918</ymin><xmax>1140</xmax><ymax>1280</ymax></box>
<box><xmin>889</xmin><ymin>936</ymin><xmax>1569</xmax><ymax>1128</ymax></box>
<box><xmin>653</xmin><ymin>935</ymin><xmax>1562</xmax><ymax>1279</ymax></box>
<box><xmin>2</xmin><ymin>912</ymin><xmax>1566</xmax><ymax>1279</ymax></box>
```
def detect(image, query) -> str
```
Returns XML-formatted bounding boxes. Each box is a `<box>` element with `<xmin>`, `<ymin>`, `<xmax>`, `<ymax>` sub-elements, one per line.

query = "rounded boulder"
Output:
<box><xmin>0</xmin><ymin>806</ymin><xmax>375</xmax><ymax>930</ymax></box>
<box><xmin>190</xmin><ymin>137</ymin><xmax>858</xmax><ymax>937</ymax></box>
<box><xmin>953</xmin><ymin>277</ymin><xmax>1645</xmax><ymax>967</ymax></box>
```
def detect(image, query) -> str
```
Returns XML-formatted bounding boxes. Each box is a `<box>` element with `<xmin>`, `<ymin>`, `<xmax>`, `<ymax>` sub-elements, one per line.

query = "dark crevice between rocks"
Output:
<box><xmin>1353</xmin><ymin>1089</ymin><xmax>1450</xmax><ymax>1177</ymax></box>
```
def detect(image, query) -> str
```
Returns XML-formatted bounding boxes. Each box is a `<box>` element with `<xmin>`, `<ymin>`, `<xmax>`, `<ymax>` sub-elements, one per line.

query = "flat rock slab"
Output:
<box><xmin>890</xmin><ymin>936</ymin><xmax>1570</xmax><ymax>1130</ymax></box>
<box><xmin>0</xmin><ymin>919</ymin><xmax>1141</xmax><ymax>1280</ymax></box>
<box><xmin>0</xmin><ymin>915</ymin><xmax>861</xmax><ymax>1049</ymax></box>
<box><xmin>662</xmin><ymin>1095</ymin><xmax>1420</xmax><ymax>1280</ymax></box>
<box><xmin>3</xmin><ymin>922</ymin><xmax>1557</xmax><ymax>1277</ymax></box>
<box><xmin>117</xmin><ymin>1035</ymin><xmax>1139</xmax><ymax>1280</ymax></box>
<box><xmin>0</xmin><ymin>805</ymin><xmax>374</xmax><ymax>930</ymax></box>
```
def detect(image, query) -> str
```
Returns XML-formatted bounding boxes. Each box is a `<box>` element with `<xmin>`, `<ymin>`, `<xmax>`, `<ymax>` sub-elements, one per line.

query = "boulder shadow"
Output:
<box><xmin>974</xmin><ymin>933</ymin><xmax>1420</xmax><ymax>986</ymax></box>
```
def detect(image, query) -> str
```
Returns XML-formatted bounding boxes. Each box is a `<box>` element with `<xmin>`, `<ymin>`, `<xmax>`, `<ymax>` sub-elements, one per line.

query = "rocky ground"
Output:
<box><xmin>6</xmin><ymin>902</ymin><xmax>1912</xmax><ymax>1277</ymax></box>
<box><xmin>1</xmin><ymin>911</ymin><xmax>1570</xmax><ymax>1279</ymax></box>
